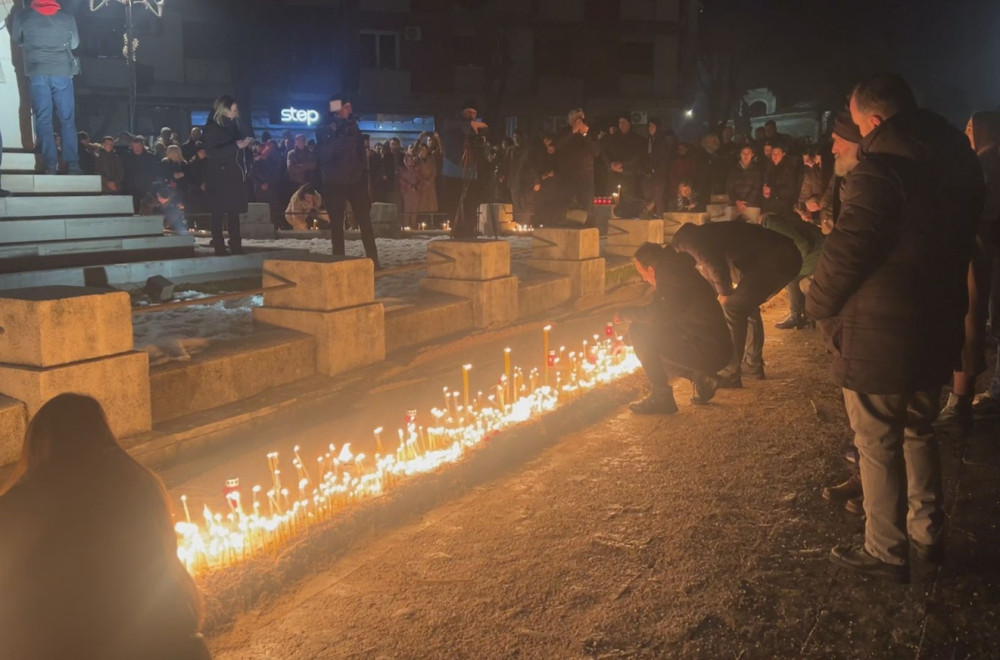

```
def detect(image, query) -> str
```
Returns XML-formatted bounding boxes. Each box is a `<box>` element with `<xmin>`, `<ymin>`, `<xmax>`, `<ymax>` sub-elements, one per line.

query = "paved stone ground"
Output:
<box><xmin>207</xmin><ymin>305</ymin><xmax>1000</xmax><ymax>659</ymax></box>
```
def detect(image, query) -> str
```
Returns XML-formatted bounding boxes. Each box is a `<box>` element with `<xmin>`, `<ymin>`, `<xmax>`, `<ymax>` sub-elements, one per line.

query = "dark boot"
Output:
<box><xmin>742</xmin><ymin>360</ymin><xmax>766</xmax><ymax>380</ymax></box>
<box><xmin>690</xmin><ymin>373</ymin><xmax>718</xmax><ymax>405</ymax></box>
<box><xmin>822</xmin><ymin>475</ymin><xmax>863</xmax><ymax>503</ymax></box>
<box><xmin>829</xmin><ymin>544</ymin><xmax>908</xmax><ymax>583</ymax></box>
<box><xmin>629</xmin><ymin>390</ymin><xmax>679</xmax><ymax>415</ymax></box>
<box><xmin>716</xmin><ymin>369</ymin><xmax>743</xmax><ymax>389</ymax></box>
<box><xmin>775</xmin><ymin>313</ymin><xmax>807</xmax><ymax>330</ymax></box>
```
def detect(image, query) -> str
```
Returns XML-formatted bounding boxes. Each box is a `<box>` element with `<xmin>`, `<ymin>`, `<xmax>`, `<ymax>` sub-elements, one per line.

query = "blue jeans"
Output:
<box><xmin>28</xmin><ymin>75</ymin><xmax>79</xmax><ymax>173</ymax></box>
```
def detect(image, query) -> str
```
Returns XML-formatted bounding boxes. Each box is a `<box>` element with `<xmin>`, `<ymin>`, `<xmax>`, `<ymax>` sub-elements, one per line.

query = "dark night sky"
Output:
<box><xmin>706</xmin><ymin>0</ymin><xmax>1000</xmax><ymax>124</ymax></box>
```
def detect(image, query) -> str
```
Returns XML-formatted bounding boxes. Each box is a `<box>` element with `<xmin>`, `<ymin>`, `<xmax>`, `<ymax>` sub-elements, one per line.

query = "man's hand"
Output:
<box><xmin>806</xmin><ymin>199</ymin><xmax>821</xmax><ymax>213</ymax></box>
<box><xmin>611</xmin><ymin>162</ymin><xmax>624</xmax><ymax>173</ymax></box>
<box><xmin>237</xmin><ymin>137</ymin><xmax>253</xmax><ymax>149</ymax></box>
<box><xmin>735</xmin><ymin>200</ymin><xmax>748</xmax><ymax>213</ymax></box>
<box><xmin>471</xmin><ymin>120</ymin><xmax>488</xmax><ymax>133</ymax></box>
<box><xmin>107</xmin><ymin>182</ymin><xmax>118</xmax><ymax>192</ymax></box>
<box><xmin>533</xmin><ymin>183</ymin><xmax>541</xmax><ymax>192</ymax></box>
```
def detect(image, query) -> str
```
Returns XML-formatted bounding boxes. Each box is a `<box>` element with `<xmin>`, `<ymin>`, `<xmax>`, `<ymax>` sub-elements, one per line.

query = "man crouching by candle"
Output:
<box><xmin>614</xmin><ymin>242</ymin><xmax>733</xmax><ymax>414</ymax></box>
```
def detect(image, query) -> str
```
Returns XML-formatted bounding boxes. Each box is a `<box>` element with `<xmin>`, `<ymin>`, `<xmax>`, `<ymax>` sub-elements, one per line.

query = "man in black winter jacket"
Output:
<box><xmin>317</xmin><ymin>94</ymin><xmax>379</xmax><ymax>266</ymax></box>
<box><xmin>552</xmin><ymin>108</ymin><xmax>602</xmax><ymax>231</ymax></box>
<box><xmin>807</xmin><ymin>74</ymin><xmax>984</xmax><ymax>583</ymax></box>
<box><xmin>11</xmin><ymin>0</ymin><xmax>81</xmax><ymax>175</ymax></box>
<box><xmin>672</xmin><ymin>221</ymin><xmax>801</xmax><ymax>388</ymax></box>
<box><xmin>726</xmin><ymin>145</ymin><xmax>763</xmax><ymax>215</ymax></box>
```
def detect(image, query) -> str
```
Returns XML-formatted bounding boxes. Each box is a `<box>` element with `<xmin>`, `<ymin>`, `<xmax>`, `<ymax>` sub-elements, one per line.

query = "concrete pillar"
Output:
<box><xmin>420</xmin><ymin>239</ymin><xmax>518</xmax><ymax>328</ymax></box>
<box><xmin>530</xmin><ymin>227</ymin><xmax>605</xmax><ymax>298</ymax></box>
<box><xmin>0</xmin><ymin>287</ymin><xmax>152</xmax><ymax>451</ymax></box>
<box><xmin>241</xmin><ymin>202</ymin><xmax>276</xmax><ymax>240</ymax></box>
<box><xmin>662</xmin><ymin>212</ymin><xmax>710</xmax><ymax>242</ymax></box>
<box><xmin>605</xmin><ymin>218</ymin><xmax>665</xmax><ymax>258</ymax></box>
<box><xmin>252</xmin><ymin>255</ymin><xmax>385</xmax><ymax>376</ymax></box>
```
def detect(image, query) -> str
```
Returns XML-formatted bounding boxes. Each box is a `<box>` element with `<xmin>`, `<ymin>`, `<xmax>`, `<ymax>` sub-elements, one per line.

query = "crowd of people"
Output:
<box><xmin>619</xmin><ymin>73</ymin><xmax>1000</xmax><ymax>586</ymax></box>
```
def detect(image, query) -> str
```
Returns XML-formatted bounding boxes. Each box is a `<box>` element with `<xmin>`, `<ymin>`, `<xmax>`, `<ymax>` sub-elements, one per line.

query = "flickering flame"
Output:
<box><xmin>175</xmin><ymin>322</ymin><xmax>639</xmax><ymax>574</ymax></box>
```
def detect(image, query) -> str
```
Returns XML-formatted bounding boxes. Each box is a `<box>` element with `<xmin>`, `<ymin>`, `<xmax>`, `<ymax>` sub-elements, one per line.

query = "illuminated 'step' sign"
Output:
<box><xmin>281</xmin><ymin>107</ymin><xmax>321</xmax><ymax>125</ymax></box>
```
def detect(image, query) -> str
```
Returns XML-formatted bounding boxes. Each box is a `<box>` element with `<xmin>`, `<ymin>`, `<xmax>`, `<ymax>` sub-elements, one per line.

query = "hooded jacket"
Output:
<box><xmin>806</xmin><ymin>109</ymin><xmax>984</xmax><ymax>394</ymax></box>
<box><xmin>11</xmin><ymin>2</ymin><xmax>79</xmax><ymax>78</ymax></box>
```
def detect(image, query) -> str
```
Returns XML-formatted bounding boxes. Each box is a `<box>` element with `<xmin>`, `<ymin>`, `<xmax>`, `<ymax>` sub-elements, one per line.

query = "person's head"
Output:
<box><xmin>78</xmin><ymin>131</ymin><xmax>90</xmax><ymax>146</ymax></box>
<box><xmin>159</xmin><ymin>126</ymin><xmax>172</xmax><ymax>140</ymax></box>
<box><xmin>212</xmin><ymin>95</ymin><xmax>239</xmax><ymax>124</ymax></box>
<box><xmin>722</xmin><ymin>125</ymin><xmax>734</xmax><ymax>143</ymax></box>
<box><xmin>130</xmin><ymin>136</ymin><xmax>146</xmax><ymax>155</ymax></box>
<box><xmin>831</xmin><ymin>107</ymin><xmax>862</xmax><ymax>177</ymax></box>
<box><xmin>632</xmin><ymin>242</ymin><xmax>678</xmax><ymax>287</ymax></box>
<box><xmin>12</xmin><ymin>395</ymin><xmax>118</xmax><ymax>481</ymax></box>
<box><xmin>754</xmin><ymin>126</ymin><xmax>766</xmax><ymax>140</ymax></box>
<box><xmin>850</xmin><ymin>73</ymin><xmax>917</xmax><ymax>137</ymax></box>
<box><xmin>189</xmin><ymin>127</ymin><xmax>202</xmax><ymax>141</ymax></box>
<box><xmin>461</xmin><ymin>99</ymin><xmax>478</xmax><ymax>119</ymax></box>
<box><xmin>512</xmin><ymin>130</ymin><xmax>523</xmax><ymax>146</ymax></box>
<box><xmin>676</xmin><ymin>142</ymin><xmax>688</xmax><ymax>156</ymax></box>
<box><xmin>293</xmin><ymin>134</ymin><xmax>307</xmax><ymax>150</ymax></box>
<box><xmin>967</xmin><ymin>111</ymin><xmax>1000</xmax><ymax>152</ymax></box>
<box><xmin>764</xmin><ymin>120</ymin><xmax>777</xmax><ymax>138</ymax></box>
<box><xmin>739</xmin><ymin>145</ymin><xmax>754</xmax><ymax>167</ymax></box>
<box><xmin>770</xmin><ymin>144</ymin><xmax>785</xmax><ymax>165</ymax></box>
<box><xmin>165</xmin><ymin>144</ymin><xmax>183</xmax><ymax>163</ymax></box>
<box><xmin>763</xmin><ymin>142</ymin><xmax>773</xmax><ymax>159</ymax></box>
<box><xmin>647</xmin><ymin>118</ymin><xmax>660</xmax><ymax>137</ymax></box>
<box><xmin>618</xmin><ymin>115</ymin><xmax>632</xmax><ymax>134</ymax></box>
<box><xmin>389</xmin><ymin>137</ymin><xmax>401</xmax><ymax>152</ymax></box>
<box><xmin>101</xmin><ymin>136</ymin><xmax>115</xmax><ymax>153</ymax></box>
<box><xmin>701</xmin><ymin>133</ymin><xmax>720</xmax><ymax>154</ymax></box>
<box><xmin>403</xmin><ymin>152</ymin><xmax>415</xmax><ymax>168</ymax></box>
<box><xmin>329</xmin><ymin>94</ymin><xmax>352</xmax><ymax>119</ymax></box>
<box><xmin>677</xmin><ymin>180</ymin><xmax>693</xmax><ymax>198</ymax></box>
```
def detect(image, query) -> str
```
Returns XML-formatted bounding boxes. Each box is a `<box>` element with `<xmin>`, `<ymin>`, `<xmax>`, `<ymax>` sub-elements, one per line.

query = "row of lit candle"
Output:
<box><xmin>174</xmin><ymin>321</ymin><xmax>639</xmax><ymax>574</ymax></box>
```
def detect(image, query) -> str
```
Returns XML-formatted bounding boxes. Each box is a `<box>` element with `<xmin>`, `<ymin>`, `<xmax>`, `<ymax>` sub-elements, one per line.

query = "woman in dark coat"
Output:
<box><xmin>0</xmin><ymin>394</ymin><xmax>210</xmax><ymax>660</ymax></box>
<box><xmin>616</xmin><ymin>242</ymin><xmax>732</xmax><ymax>414</ymax></box>
<box><xmin>202</xmin><ymin>94</ymin><xmax>252</xmax><ymax>255</ymax></box>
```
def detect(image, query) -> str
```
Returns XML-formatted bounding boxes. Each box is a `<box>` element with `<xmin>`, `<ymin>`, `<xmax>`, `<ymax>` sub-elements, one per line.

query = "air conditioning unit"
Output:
<box><xmin>630</xmin><ymin>110</ymin><xmax>648</xmax><ymax>125</ymax></box>
<box><xmin>404</xmin><ymin>26</ymin><xmax>422</xmax><ymax>41</ymax></box>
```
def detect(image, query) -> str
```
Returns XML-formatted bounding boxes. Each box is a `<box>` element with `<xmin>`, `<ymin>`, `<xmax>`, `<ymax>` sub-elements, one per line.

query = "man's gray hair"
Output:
<box><xmin>851</xmin><ymin>73</ymin><xmax>917</xmax><ymax>120</ymax></box>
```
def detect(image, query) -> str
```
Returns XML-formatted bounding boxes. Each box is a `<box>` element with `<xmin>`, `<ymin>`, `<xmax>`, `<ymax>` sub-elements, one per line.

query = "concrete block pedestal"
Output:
<box><xmin>530</xmin><ymin>228</ymin><xmax>605</xmax><ymax>298</ymax></box>
<box><xmin>421</xmin><ymin>239</ymin><xmax>518</xmax><ymax>328</ymax></box>
<box><xmin>0</xmin><ymin>287</ymin><xmax>152</xmax><ymax>448</ymax></box>
<box><xmin>252</xmin><ymin>255</ymin><xmax>385</xmax><ymax>377</ymax></box>
<box><xmin>241</xmin><ymin>203</ymin><xmax>275</xmax><ymax>240</ymax></box>
<box><xmin>605</xmin><ymin>218</ymin><xmax>665</xmax><ymax>258</ymax></box>
<box><xmin>663</xmin><ymin>212</ymin><xmax>710</xmax><ymax>242</ymax></box>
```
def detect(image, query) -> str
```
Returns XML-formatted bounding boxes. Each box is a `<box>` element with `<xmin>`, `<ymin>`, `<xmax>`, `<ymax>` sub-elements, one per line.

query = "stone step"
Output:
<box><xmin>385</xmin><ymin>291</ymin><xmax>474</xmax><ymax>353</ymax></box>
<box><xmin>0</xmin><ymin>194</ymin><xmax>134</xmax><ymax>219</ymax></box>
<box><xmin>0</xmin><ymin>234</ymin><xmax>193</xmax><ymax>260</ymax></box>
<box><xmin>517</xmin><ymin>269</ymin><xmax>572</xmax><ymax>319</ymax></box>
<box><xmin>0</xmin><ymin>247</ymin><xmax>303</xmax><ymax>290</ymax></box>
<box><xmin>2</xmin><ymin>216</ymin><xmax>164</xmax><ymax>244</ymax></box>
<box><xmin>149</xmin><ymin>328</ymin><xmax>317</xmax><ymax>424</ymax></box>
<box><xmin>1</xmin><ymin>173</ymin><xmax>102</xmax><ymax>195</ymax></box>
<box><xmin>0</xmin><ymin>151</ymin><xmax>38</xmax><ymax>173</ymax></box>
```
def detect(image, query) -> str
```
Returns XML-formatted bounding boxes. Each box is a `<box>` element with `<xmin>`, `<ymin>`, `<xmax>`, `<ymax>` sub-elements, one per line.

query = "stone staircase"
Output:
<box><xmin>1</xmin><ymin>149</ymin><xmax>196</xmax><ymax>276</ymax></box>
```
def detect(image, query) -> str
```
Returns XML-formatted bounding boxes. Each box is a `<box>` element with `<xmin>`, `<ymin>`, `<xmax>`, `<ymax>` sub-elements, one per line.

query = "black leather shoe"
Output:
<box><xmin>911</xmin><ymin>539</ymin><xmax>945</xmax><ymax>565</ymax></box>
<box><xmin>213</xmin><ymin>247</ymin><xmax>230</xmax><ymax>256</ymax></box>
<box><xmin>742</xmin><ymin>361</ymin><xmax>766</xmax><ymax>380</ymax></box>
<box><xmin>716</xmin><ymin>371</ymin><xmax>743</xmax><ymax>389</ymax></box>
<box><xmin>829</xmin><ymin>544</ymin><xmax>908</xmax><ymax>583</ymax></box>
<box><xmin>629</xmin><ymin>392</ymin><xmax>678</xmax><ymax>415</ymax></box>
<box><xmin>775</xmin><ymin>314</ymin><xmax>807</xmax><ymax>330</ymax></box>
<box><xmin>822</xmin><ymin>475</ymin><xmax>862</xmax><ymax>503</ymax></box>
<box><xmin>691</xmin><ymin>373</ymin><xmax>718</xmax><ymax>405</ymax></box>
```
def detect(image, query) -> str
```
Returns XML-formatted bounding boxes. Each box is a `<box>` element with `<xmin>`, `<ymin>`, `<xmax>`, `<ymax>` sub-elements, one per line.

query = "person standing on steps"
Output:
<box><xmin>202</xmin><ymin>94</ymin><xmax>252</xmax><ymax>256</ymax></box>
<box><xmin>317</xmin><ymin>93</ymin><xmax>380</xmax><ymax>268</ymax></box>
<box><xmin>11</xmin><ymin>0</ymin><xmax>82</xmax><ymax>176</ymax></box>
<box><xmin>616</xmin><ymin>242</ymin><xmax>733</xmax><ymax>415</ymax></box>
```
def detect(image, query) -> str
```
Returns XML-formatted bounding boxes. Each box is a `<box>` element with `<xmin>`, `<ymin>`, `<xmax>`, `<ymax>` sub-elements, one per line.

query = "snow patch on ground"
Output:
<box><xmin>140</xmin><ymin>237</ymin><xmax>535</xmax><ymax>358</ymax></box>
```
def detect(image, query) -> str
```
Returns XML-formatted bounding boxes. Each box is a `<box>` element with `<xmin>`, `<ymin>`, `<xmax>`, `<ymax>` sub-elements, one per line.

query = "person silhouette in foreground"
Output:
<box><xmin>0</xmin><ymin>394</ymin><xmax>211</xmax><ymax>660</ymax></box>
<box><xmin>616</xmin><ymin>242</ymin><xmax>732</xmax><ymax>414</ymax></box>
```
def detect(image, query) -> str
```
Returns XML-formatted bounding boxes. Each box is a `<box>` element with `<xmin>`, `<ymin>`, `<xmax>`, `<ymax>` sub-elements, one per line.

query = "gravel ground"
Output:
<box><xmin>207</xmin><ymin>305</ymin><xmax>1000</xmax><ymax>659</ymax></box>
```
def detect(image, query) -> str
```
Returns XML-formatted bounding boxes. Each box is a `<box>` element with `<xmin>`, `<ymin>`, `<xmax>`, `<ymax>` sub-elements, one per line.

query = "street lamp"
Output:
<box><xmin>89</xmin><ymin>0</ymin><xmax>165</xmax><ymax>133</ymax></box>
